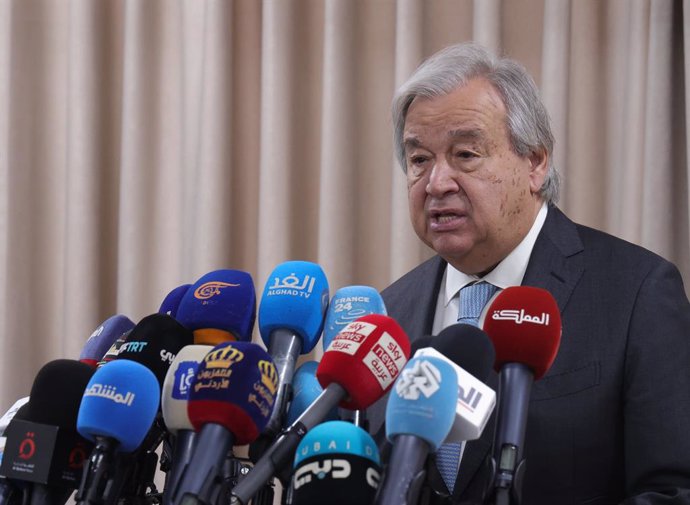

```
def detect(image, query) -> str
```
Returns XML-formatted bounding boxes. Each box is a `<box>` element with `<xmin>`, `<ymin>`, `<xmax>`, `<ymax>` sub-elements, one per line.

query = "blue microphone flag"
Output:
<box><xmin>259</xmin><ymin>261</ymin><xmax>329</xmax><ymax>353</ymax></box>
<box><xmin>385</xmin><ymin>355</ymin><xmax>459</xmax><ymax>451</ymax></box>
<box><xmin>322</xmin><ymin>286</ymin><xmax>386</xmax><ymax>350</ymax></box>
<box><xmin>176</xmin><ymin>270</ymin><xmax>256</xmax><ymax>341</ymax></box>
<box><xmin>77</xmin><ymin>359</ymin><xmax>160</xmax><ymax>452</ymax></box>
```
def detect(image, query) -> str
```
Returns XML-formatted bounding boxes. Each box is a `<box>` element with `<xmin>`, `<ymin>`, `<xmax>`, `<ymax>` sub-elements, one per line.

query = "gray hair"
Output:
<box><xmin>392</xmin><ymin>42</ymin><xmax>560</xmax><ymax>203</ymax></box>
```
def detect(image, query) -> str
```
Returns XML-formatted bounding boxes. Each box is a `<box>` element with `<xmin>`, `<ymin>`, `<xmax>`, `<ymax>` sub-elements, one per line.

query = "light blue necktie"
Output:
<box><xmin>436</xmin><ymin>281</ymin><xmax>499</xmax><ymax>493</ymax></box>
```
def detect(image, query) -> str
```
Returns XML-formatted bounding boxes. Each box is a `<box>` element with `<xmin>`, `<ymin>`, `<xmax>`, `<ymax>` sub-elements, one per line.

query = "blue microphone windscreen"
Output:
<box><xmin>77</xmin><ymin>359</ymin><xmax>160</xmax><ymax>452</ymax></box>
<box><xmin>80</xmin><ymin>315</ymin><xmax>135</xmax><ymax>364</ymax></box>
<box><xmin>159</xmin><ymin>284</ymin><xmax>192</xmax><ymax>318</ymax></box>
<box><xmin>322</xmin><ymin>286</ymin><xmax>387</xmax><ymax>350</ymax></box>
<box><xmin>176</xmin><ymin>270</ymin><xmax>256</xmax><ymax>341</ymax></box>
<box><xmin>294</xmin><ymin>420</ymin><xmax>380</xmax><ymax>468</ymax></box>
<box><xmin>385</xmin><ymin>355</ymin><xmax>459</xmax><ymax>451</ymax></box>
<box><xmin>258</xmin><ymin>261</ymin><xmax>329</xmax><ymax>353</ymax></box>
<box><xmin>285</xmin><ymin>361</ymin><xmax>338</xmax><ymax>426</ymax></box>
<box><xmin>187</xmin><ymin>342</ymin><xmax>278</xmax><ymax>445</ymax></box>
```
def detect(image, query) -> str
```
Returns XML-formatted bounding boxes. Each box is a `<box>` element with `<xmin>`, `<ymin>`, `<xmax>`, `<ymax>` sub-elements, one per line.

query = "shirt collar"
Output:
<box><xmin>442</xmin><ymin>202</ymin><xmax>549</xmax><ymax>307</ymax></box>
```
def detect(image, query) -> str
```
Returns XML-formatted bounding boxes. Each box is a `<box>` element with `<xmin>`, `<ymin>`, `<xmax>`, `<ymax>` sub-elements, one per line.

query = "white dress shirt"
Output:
<box><xmin>432</xmin><ymin>202</ymin><xmax>549</xmax><ymax>336</ymax></box>
<box><xmin>430</xmin><ymin>203</ymin><xmax>548</xmax><ymax>473</ymax></box>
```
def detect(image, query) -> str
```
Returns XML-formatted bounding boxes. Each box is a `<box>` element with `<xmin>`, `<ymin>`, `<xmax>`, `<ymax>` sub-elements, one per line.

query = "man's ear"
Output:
<box><xmin>527</xmin><ymin>148</ymin><xmax>549</xmax><ymax>194</ymax></box>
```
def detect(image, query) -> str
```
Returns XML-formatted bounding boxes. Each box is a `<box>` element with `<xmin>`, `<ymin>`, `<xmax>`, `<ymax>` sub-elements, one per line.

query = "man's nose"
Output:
<box><xmin>426</xmin><ymin>161</ymin><xmax>458</xmax><ymax>197</ymax></box>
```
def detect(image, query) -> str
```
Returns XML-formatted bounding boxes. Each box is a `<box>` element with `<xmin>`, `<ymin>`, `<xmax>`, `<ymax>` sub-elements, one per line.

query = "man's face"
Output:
<box><xmin>404</xmin><ymin>77</ymin><xmax>548</xmax><ymax>275</ymax></box>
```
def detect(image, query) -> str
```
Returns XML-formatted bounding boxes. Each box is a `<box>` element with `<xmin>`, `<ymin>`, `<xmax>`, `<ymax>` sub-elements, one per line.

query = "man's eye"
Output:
<box><xmin>456</xmin><ymin>150</ymin><xmax>477</xmax><ymax>159</ymax></box>
<box><xmin>410</xmin><ymin>156</ymin><xmax>428</xmax><ymax>165</ymax></box>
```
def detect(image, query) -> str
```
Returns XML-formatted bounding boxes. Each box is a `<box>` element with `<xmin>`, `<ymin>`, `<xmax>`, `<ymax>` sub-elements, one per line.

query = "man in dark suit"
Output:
<box><xmin>370</xmin><ymin>42</ymin><xmax>690</xmax><ymax>504</ymax></box>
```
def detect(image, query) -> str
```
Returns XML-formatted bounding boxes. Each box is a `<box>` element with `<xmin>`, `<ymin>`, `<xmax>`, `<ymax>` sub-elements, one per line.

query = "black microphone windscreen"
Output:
<box><xmin>410</xmin><ymin>335</ymin><xmax>434</xmax><ymax>355</ymax></box>
<box><xmin>434</xmin><ymin>324</ymin><xmax>496</xmax><ymax>382</ymax></box>
<box><xmin>292</xmin><ymin>454</ymin><xmax>379</xmax><ymax>505</ymax></box>
<box><xmin>116</xmin><ymin>313</ymin><xmax>194</xmax><ymax>388</ymax></box>
<box><xmin>27</xmin><ymin>359</ymin><xmax>95</xmax><ymax>428</ymax></box>
<box><xmin>12</xmin><ymin>403</ymin><xmax>30</xmax><ymax>421</ymax></box>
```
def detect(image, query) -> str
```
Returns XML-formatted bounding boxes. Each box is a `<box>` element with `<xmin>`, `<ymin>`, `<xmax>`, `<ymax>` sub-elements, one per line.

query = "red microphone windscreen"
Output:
<box><xmin>483</xmin><ymin>286</ymin><xmax>561</xmax><ymax>380</ymax></box>
<box><xmin>316</xmin><ymin>314</ymin><xmax>410</xmax><ymax>410</ymax></box>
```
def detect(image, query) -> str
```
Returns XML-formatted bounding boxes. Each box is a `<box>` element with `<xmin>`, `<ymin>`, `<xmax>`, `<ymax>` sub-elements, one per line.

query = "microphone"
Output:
<box><xmin>176</xmin><ymin>270</ymin><xmax>256</xmax><ymax>345</ymax></box>
<box><xmin>115</xmin><ymin>313</ymin><xmax>194</xmax><ymax>389</ymax></box>
<box><xmin>322</xmin><ymin>286</ymin><xmax>387</xmax><ymax>430</ymax></box>
<box><xmin>253</xmin><ymin>261</ymin><xmax>329</xmax><ymax>456</ymax></box>
<box><xmin>322</xmin><ymin>286</ymin><xmax>387</xmax><ymax>350</ymax></box>
<box><xmin>160</xmin><ymin>345</ymin><xmax>212</xmax><ymax>505</ymax></box>
<box><xmin>170</xmin><ymin>342</ymin><xmax>278</xmax><ymax>505</ymax></box>
<box><xmin>414</xmin><ymin>324</ymin><xmax>497</xmax><ymax>443</ymax></box>
<box><xmin>0</xmin><ymin>399</ymin><xmax>30</xmax><ymax>437</ymax></box>
<box><xmin>269</xmin><ymin>361</ymin><xmax>339</xmax><ymax>491</ymax></box>
<box><xmin>75</xmin><ymin>360</ymin><xmax>160</xmax><ymax>505</ymax></box>
<box><xmin>482</xmin><ymin>286</ymin><xmax>561</xmax><ymax>504</ymax></box>
<box><xmin>291</xmin><ymin>421</ymin><xmax>381</xmax><ymax>505</ymax></box>
<box><xmin>409</xmin><ymin>335</ymin><xmax>434</xmax><ymax>355</ymax></box>
<box><xmin>285</xmin><ymin>362</ymin><xmax>337</xmax><ymax>427</ymax></box>
<box><xmin>0</xmin><ymin>360</ymin><xmax>95</xmax><ymax>505</ymax></box>
<box><xmin>159</xmin><ymin>284</ymin><xmax>192</xmax><ymax>318</ymax></box>
<box><xmin>0</xmin><ymin>403</ymin><xmax>30</xmax><ymax>505</ymax></box>
<box><xmin>230</xmin><ymin>314</ymin><xmax>411</xmax><ymax>505</ymax></box>
<box><xmin>79</xmin><ymin>316</ymin><xmax>135</xmax><ymax>368</ymax></box>
<box><xmin>375</xmin><ymin>355</ymin><xmax>459</xmax><ymax>505</ymax></box>
<box><xmin>111</xmin><ymin>314</ymin><xmax>193</xmax><ymax>502</ymax></box>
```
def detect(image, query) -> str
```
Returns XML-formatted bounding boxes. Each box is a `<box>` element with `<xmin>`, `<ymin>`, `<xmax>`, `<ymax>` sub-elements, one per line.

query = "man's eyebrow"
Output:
<box><xmin>403</xmin><ymin>129</ymin><xmax>485</xmax><ymax>151</ymax></box>
<box><xmin>448</xmin><ymin>128</ymin><xmax>484</xmax><ymax>141</ymax></box>
<box><xmin>402</xmin><ymin>137</ymin><xmax>422</xmax><ymax>150</ymax></box>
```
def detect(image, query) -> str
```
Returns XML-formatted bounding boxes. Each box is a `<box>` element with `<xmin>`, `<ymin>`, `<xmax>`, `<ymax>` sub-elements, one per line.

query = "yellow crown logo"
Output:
<box><xmin>204</xmin><ymin>346</ymin><xmax>245</xmax><ymax>369</ymax></box>
<box><xmin>194</xmin><ymin>281</ymin><xmax>240</xmax><ymax>300</ymax></box>
<box><xmin>258</xmin><ymin>360</ymin><xmax>278</xmax><ymax>396</ymax></box>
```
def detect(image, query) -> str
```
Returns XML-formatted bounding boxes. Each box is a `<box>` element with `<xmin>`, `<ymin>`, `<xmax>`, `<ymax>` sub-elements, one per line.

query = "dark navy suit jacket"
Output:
<box><xmin>371</xmin><ymin>205</ymin><xmax>690</xmax><ymax>504</ymax></box>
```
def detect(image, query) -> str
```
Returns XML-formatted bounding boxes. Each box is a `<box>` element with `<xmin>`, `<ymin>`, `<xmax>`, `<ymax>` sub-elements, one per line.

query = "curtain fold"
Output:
<box><xmin>318</xmin><ymin>0</ymin><xmax>357</xmax><ymax>290</ymax></box>
<box><xmin>541</xmin><ymin>0</ymin><xmax>570</xmax><ymax>208</ymax></box>
<box><xmin>390</xmin><ymin>0</ymin><xmax>428</xmax><ymax>281</ymax></box>
<box><xmin>473</xmin><ymin>0</ymin><xmax>501</xmax><ymax>52</ymax></box>
<box><xmin>0</xmin><ymin>0</ymin><xmax>687</xmax><ymax>409</ymax></box>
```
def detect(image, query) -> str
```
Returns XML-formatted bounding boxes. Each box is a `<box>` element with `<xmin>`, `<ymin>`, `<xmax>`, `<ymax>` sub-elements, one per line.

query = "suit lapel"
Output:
<box><xmin>522</xmin><ymin>205</ymin><xmax>585</xmax><ymax>313</ymax></box>
<box><xmin>453</xmin><ymin>205</ymin><xmax>585</xmax><ymax>498</ymax></box>
<box><xmin>384</xmin><ymin>255</ymin><xmax>447</xmax><ymax>343</ymax></box>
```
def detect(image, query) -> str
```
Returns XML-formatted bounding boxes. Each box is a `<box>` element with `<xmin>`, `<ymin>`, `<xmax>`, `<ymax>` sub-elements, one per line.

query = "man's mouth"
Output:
<box><xmin>429</xmin><ymin>210</ymin><xmax>466</xmax><ymax>230</ymax></box>
<box><xmin>435</xmin><ymin>213</ymin><xmax>459</xmax><ymax>224</ymax></box>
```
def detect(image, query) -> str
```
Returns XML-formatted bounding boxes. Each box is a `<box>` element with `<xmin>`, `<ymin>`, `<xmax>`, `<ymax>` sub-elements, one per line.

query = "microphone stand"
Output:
<box><xmin>220</xmin><ymin>457</ymin><xmax>274</xmax><ymax>505</ymax></box>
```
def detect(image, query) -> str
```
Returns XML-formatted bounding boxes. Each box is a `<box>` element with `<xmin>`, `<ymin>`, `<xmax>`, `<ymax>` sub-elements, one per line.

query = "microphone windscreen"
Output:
<box><xmin>187</xmin><ymin>342</ymin><xmax>278</xmax><ymax>445</ymax></box>
<box><xmin>259</xmin><ymin>261</ymin><xmax>329</xmax><ymax>353</ymax></box>
<box><xmin>0</xmin><ymin>397</ymin><xmax>30</xmax><ymax>437</ymax></box>
<box><xmin>161</xmin><ymin>345</ymin><xmax>212</xmax><ymax>432</ymax></box>
<box><xmin>317</xmin><ymin>314</ymin><xmax>410</xmax><ymax>410</ymax></box>
<box><xmin>116</xmin><ymin>313</ymin><xmax>193</xmax><ymax>388</ymax></box>
<box><xmin>483</xmin><ymin>286</ymin><xmax>561</xmax><ymax>379</ymax></box>
<box><xmin>79</xmin><ymin>315</ymin><xmax>135</xmax><ymax>367</ymax></box>
<box><xmin>11</xmin><ymin>402</ymin><xmax>30</xmax><ymax>421</ymax></box>
<box><xmin>159</xmin><ymin>284</ymin><xmax>192</xmax><ymax>318</ymax></box>
<box><xmin>432</xmin><ymin>324</ymin><xmax>496</xmax><ymax>382</ymax></box>
<box><xmin>27</xmin><ymin>360</ymin><xmax>94</xmax><ymax>428</ymax></box>
<box><xmin>292</xmin><ymin>421</ymin><xmax>380</xmax><ymax>505</ymax></box>
<box><xmin>385</xmin><ymin>356</ymin><xmax>459</xmax><ymax>451</ymax></box>
<box><xmin>322</xmin><ymin>286</ymin><xmax>386</xmax><ymax>350</ymax></box>
<box><xmin>285</xmin><ymin>361</ymin><xmax>338</xmax><ymax>426</ymax></box>
<box><xmin>410</xmin><ymin>335</ymin><xmax>434</xmax><ymax>356</ymax></box>
<box><xmin>98</xmin><ymin>332</ymin><xmax>131</xmax><ymax>366</ymax></box>
<box><xmin>77</xmin><ymin>359</ymin><xmax>160</xmax><ymax>452</ymax></box>
<box><xmin>176</xmin><ymin>269</ymin><xmax>256</xmax><ymax>344</ymax></box>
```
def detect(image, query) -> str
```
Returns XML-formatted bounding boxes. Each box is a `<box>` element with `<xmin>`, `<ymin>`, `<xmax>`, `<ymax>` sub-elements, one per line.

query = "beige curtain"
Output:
<box><xmin>0</xmin><ymin>0</ymin><xmax>687</xmax><ymax>409</ymax></box>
